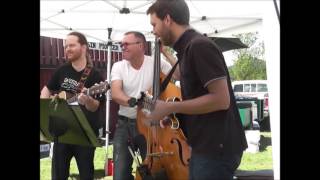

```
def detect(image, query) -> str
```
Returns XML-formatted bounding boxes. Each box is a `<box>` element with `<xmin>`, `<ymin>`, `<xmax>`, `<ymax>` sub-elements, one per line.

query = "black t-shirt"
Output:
<box><xmin>173</xmin><ymin>29</ymin><xmax>248</xmax><ymax>155</ymax></box>
<box><xmin>47</xmin><ymin>63</ymin><xmax>105</xmax><ymax>135</ymax></box>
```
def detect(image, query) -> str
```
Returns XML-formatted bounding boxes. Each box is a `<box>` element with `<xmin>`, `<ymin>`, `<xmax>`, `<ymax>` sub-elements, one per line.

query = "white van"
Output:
<box><xmin>232</xmin><ymin>80</ymin><xmax>268</xmax><ymax>99</ymax></box>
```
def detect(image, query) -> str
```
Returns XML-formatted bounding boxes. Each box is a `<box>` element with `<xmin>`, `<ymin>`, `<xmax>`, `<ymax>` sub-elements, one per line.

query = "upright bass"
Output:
<box><xmin>135</xmin><ymin>39</ymin><xmax>191</xmax><ymax>180</ymax></box>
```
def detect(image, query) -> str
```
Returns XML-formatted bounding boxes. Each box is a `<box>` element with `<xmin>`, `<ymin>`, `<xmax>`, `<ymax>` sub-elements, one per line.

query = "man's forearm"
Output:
<box><xmin>85</xmin><ymin>97</ymin><xmax>100</xmax><ymax>112</ymax></box>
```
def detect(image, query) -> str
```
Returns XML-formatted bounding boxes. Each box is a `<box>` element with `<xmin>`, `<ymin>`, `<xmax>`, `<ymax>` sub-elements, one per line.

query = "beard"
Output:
<box><xmin>160</xmin><ymin>28</ymin><xmax>175</xmax><ymax>46</ymax></box>
<box><xmin>66</xmin><ymin>51</ymin><xmax>82</xmax><ymax>62</ymax></box>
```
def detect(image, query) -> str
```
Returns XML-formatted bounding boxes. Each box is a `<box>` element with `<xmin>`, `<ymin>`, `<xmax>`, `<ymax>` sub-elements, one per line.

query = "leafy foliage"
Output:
<box><xmin>228</xmin><ymin>32</ymin><xmax>266</xmax><ymax>81</ymax></box>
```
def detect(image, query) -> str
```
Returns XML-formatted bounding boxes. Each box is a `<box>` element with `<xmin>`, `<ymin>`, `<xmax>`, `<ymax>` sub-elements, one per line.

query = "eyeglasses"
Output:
<box><xmin>120</xmin><ymin>41</ymin><xmax>141</xmax><ymax>48</ymax></box>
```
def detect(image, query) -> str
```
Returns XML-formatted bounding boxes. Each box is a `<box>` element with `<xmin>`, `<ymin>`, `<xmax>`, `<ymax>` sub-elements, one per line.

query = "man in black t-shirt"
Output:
<box><xmin>40</xmin><ymin>31</ymin><xmax>105</xmax><ymax>180</ymax></box>
<box><xmin>146</xmin><ymin>1</ymin><xmax>248</xmax><ymax>180</ymax></box>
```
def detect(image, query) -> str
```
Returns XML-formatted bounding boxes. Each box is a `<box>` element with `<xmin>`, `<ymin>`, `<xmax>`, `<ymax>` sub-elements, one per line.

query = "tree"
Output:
<box><xmin>228</xmin><ymin>32</ymin><xmax>266</xmax><ymax>81</ymax></box>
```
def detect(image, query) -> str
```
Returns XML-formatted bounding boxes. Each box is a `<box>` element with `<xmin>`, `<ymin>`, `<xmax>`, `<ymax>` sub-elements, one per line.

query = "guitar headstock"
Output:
<box><xmin>88</xmin><ymin>80</ymin><xmax>110</xmax><ymax>97</ymax></box>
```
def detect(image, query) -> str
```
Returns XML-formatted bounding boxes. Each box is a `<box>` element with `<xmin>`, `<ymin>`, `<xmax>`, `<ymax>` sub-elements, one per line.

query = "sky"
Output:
<box><xmin>223</xmin><ymin>51</ymin><xmax>236</xmax><ymax>67</ymax></box>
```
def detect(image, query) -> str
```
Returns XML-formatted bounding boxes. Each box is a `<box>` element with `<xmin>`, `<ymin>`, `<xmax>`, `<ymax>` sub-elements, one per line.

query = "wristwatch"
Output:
<box><xmin>127</xmin><ymin>97</ymin><xmax>137</xmax><ymax>107</ymax></box>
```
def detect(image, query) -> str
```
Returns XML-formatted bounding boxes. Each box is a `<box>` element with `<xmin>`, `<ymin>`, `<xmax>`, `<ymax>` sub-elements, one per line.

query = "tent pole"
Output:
<box><xmin>104</xmin><ymin>27</ymin><xmax>113</xmax><ymax>176</ymax></box>
<box><xmin>272</xmin><ymin>0</ymin><xmax>280</xmax><ymax>23</ymax></box>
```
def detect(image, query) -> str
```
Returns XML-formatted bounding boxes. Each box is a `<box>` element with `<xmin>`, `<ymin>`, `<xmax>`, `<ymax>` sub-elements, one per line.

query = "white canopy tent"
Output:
<box><xmin>40</xmin><ymin>0</ymin><xmax>268</xmax><ymax>42</ymax></box>
<box><xmin>41</xmin><ymin>0</ymin><xmax>280</xmax><ymax>179</ymax></box>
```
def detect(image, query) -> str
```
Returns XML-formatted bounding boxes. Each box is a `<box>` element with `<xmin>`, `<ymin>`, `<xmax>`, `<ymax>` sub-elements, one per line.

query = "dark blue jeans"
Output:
<box><xmin>51</xmin><ymin>143</ymin><xmax>96</xmax><ymax>180</ymax></box>
<box><xmin>189</xmin><ymin>151</ymin><xmax>243</xmax><ymax>180</ymax></box>
<box><xmin>113</xmin><ymin>117</ymin><xmax>139</xmax><ymax>180</ymax></box>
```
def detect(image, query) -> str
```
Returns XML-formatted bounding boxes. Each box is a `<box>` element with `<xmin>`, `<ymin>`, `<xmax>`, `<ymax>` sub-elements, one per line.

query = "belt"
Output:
<box><xmin>118</xmin><ymin>115</ymin><xmax>136</xmax><ymax>122</ymax></box>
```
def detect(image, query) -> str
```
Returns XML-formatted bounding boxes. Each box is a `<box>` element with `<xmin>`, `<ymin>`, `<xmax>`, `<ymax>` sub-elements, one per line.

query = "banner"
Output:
<box><xmin>88</xmin><ymin>42</ymin><xmax>121</xmax><ymax>52</ymax></box>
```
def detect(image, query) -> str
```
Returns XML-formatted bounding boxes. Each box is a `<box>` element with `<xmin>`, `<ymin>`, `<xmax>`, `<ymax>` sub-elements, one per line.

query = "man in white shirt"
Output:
<box><xmin>110</xmin><ymin>31</ymin><xmax>171</xmax><ymax>180</ymax></box>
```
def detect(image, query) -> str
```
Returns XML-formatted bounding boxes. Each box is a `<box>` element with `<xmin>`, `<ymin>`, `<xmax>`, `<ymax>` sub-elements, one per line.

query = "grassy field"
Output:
<box><xmin>40</xmin><ymin>132</ymin><xmax>273</xmax><ymax>180</ymax></box>
<box><xmin>238</xmin><ymin>132</ymin><xmax>273</xmax><ymax>170</ymax></box>
<box><xmin>40</xmin><ymin>145</ymin><xmax>113</xmax><ymax>180</ymax></box>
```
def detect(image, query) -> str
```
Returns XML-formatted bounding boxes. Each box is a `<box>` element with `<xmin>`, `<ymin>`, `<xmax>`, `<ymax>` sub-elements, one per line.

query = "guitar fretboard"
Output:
<box><xmin>65</xmin><ymin>81</ymin><xmax>109</xmax><ymax>104</ymax></box>
<box><xmin>66</xmin><ymin>95</ymin><xmax>79</xmax><ymax>104</ymax></box>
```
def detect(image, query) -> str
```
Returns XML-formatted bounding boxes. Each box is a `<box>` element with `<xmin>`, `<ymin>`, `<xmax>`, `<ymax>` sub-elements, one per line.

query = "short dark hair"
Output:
<box><xmin>147</xmin><ymin>0</ymin><xmax>189</xmax><ymax>25</ymax></box>
<box><xmin>67</xmin><ymin>31</ymin><xmax>93</xmax><ymax>67</ymax></box>
<box><xmin>124</xmin><ymin>31</ymin><xmax>147</xmax><ymax>51</ymax></box>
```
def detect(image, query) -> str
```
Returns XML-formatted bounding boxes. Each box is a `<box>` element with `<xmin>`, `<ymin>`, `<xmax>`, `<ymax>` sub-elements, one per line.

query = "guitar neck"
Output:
<box><xmin>62</xmin><ymin>80</ymin><xmax>109</xmax><ymax>104</ymax></box>
<box><xmin>66</xmin><ymin>94</ymin><xmax>79</xmax><ymax>104</ymax></box>
<box><xmin>66</xmin><ymin>89</ymin><xmax>89</xmax><ymax>104</ymax></box>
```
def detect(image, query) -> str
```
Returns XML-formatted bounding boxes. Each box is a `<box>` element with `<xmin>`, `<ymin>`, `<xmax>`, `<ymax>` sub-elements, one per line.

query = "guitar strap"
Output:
<box><xmin>159</xmin><ymin>57</ymin><xmax>181</xmax><ymax>94</ymax></box>
<box><xmin>76</xmin><ymin>65</ymin><xmax>92</xmax><ymax>93</ymax></box>
<box><xmin>159</xmin><ymin>39</ymin><xmax>192</xmax><ymax>94</ymax></box>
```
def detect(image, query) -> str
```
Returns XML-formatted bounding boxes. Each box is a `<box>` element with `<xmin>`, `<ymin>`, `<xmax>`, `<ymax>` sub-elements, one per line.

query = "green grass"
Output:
<box><xmin>238</xmin><ymin>146</ymin><xmax>273</xmax><ymax>170</ymax></box>
<box><xmin>239</xmin><ymin>132</ymin><xmax>273</xmax><ymax>170</ymax></box>
<box><xmin>41</xmin><ymin>132</ymin><xmax>273</xmax><ymax>179</ymax></box>
<box><xmin>40</xmin><ymin>146</ymin><xmax>113</xmax><ymax>180</ymax></box>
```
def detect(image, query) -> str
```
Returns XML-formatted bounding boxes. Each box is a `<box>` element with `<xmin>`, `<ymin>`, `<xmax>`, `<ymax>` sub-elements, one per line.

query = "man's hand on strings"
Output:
<box><xmin>159</xmin><ymin>116</ymin><xmax>171</xmax><ymax>128</ymax></box>
<box><xmin>78</xmin><ymin>88</ymin><xmax>91</xmax><ymax>105</ymax></box>
<box><xmin>160</xmin><ymin>45</ymin><xmax>171</xmax><ymax>58</ymax></box>
<box><xmin>145</xmin><ymin>100</ymin><xmax>172</xmax><ymax>122</ymax></box>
